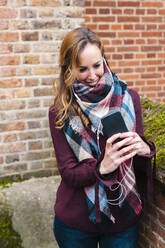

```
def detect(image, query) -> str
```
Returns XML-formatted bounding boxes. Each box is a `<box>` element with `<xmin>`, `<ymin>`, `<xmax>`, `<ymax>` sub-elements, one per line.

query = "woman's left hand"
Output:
<box><xmin>119</xmin><ymin>132</ymin><xmax>150</xmax><ymax>156</ymax></box>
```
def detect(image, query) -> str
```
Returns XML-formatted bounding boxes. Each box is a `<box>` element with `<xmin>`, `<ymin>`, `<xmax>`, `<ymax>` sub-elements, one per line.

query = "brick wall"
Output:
<box><xmin>0</xmin><ymin>1</ymin><xmax>165</xmax><ymax>247</ymax></box>
<box><xmin>139</xmin><ymin>180</ymin><xmax>165</xmax><ymax>248</ymax></box>
<box><xmin>84</xmin><ymin>1</ymin><xmax>165</xmax><ymax>247</ymax></box>
<box><xmin>0</xmin><ymin>0</ymin><xmax>84</xmax><ymax>177</ymax></box>
<box><xmin>85</xmin><ymin>0</ymin><xmax>165</xmax><ymax>103</ymax></box>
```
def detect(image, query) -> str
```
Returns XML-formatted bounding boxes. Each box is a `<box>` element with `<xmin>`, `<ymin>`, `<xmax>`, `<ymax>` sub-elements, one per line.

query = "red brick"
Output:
<box><xmin>0</xmin><ymin>8</ymin><xmax>17</xmax><ymax>18</ymax></box>
<box><xmin>136</xmin><ymin>53</ymin><xmax>145</xmax><ymax>59</ymax></box>
<box><xmin>111</xmin><ymin>24</ymin><xmax>122</xmax><ymax>30</ymax></box>
<box><xmin>0</xmin><ymin>32</ymin><xmax>18</xmax><ymax>42</ymax></box>
<box><xmin>25</xmin><ymin>78</ymin><xmax>39</xmax><ymax>87</ymax></box>
<box><xmin>16</xmin><ymin>67</ymin><xmax>31</xmax><ymax>76</ymax></box>
<box><xmin>85</xmin><ymin>16</ymin><xmax>90</xmax><ymax>23</ymax></box>
<box><xmin>147</xmin><ymin>53</ymin><xmax>156</xmax><ymax>58</ymax></box>
<box><xmin>0</xmin><ymin>89</ymin><xmax>14</xmax><ymax>100</ymax></box>
<box><xmin>16</xmin><ymin>89</ymin><xmax>31</xmax><ymax>98</ymax></box>
<box><xmin>136</xmin><ymin>9</ymin><xmax>145</xmax><ymax>15</ymax></box>
<box><xmin>0</xmin><ymin>44</ymin><xmax>12</xmax><ymax>54</ymax></box>
<box><xmin>41</xmin><ymin>77</ymin><xmax>55</xmax><ymax>86</ymax></box>
<box><xmin>99</xmin><ymin>8</ymin><xmax>110</xmax><ymax>14</ymax></box>
<box><xmin>142</xmin><ymin>46</ymin><xmax>161</xmax><ymax>52</ymax></box>
<box><xmin>112</xmin><ymin>39</ymin><xmax>122</xmax><ymax>45</ymax></box>
<box><xmin>141</xmin><ymin>74</ymin><xmax>161</xmax><ymax>80</ymax></box>
<box><xmin>118</xmin><ymin>60</ymin><xmax>139</xmax><ymax>67</ymax></box>
<box><xmin>124</xmin><ymin>54</ymin><xmax>134</xmax><ymax>59</ymax></box>
<box><xmin>20</xmin><ymin>9</ymin><xmax>37</xmax><ymax>18</ymax></box>
<box><xmin>0</xmin><ymin>79</ymin><xmax>22</xmax><ymax>88</ymax></box>
<box><xmin>124</xmin><ymin>9</ymin><xmax>134</xmax><ymax>15</ymax></box>
<box><xmin>112</xmin><ymin>54</ymin><xmax>123</xmax><ymax>60</ymax></box>
<box><xmin>118</xmin><ymin>1</ymin><xmax>140</xmax><ymax>7</ymax></box>
<box><xmin>14</xmin><ymin>44</ymin><xmax>30</xmax><ymax>53</ymax></box>
<box><xmin>117</xmin><ymin>46</ymin><xmax>138</xmax><ymax>52</ymax></box>
<box><xmin>135</xmin><ymin>24</ymin><xmax>145</xmax><ymax>30</ymax></box>
<box><xmin>124</xmin><ymin>39</ymin><xmax>134</xmax><ymax>45</ymax></box>
<box><xmin>142</xmin><ymin>16</ymin><xmax>162</xmax><ymax>22</ymax></box>
<box><xmin>142</xmin><ymin>60</ymin><xmax>162</xmax><ymax>66</ymax></box>
<box><xmin>0</xmin><ymin>100</ymin><xmax>26</xmax><ymax>111</ymax></box>
<box><xmin>0</xmin><ymin>56</ymin><xmax>20</xmax><ymax>66</ymax></box>
<box><xmin>93</xmin><ymin>1</ymin><xmax>116</xmax><ymax>7</ymax></box>
<box><xmin>85</xmin><ymin>1</ymin><xmax>91</xmax><ymax>7</ymax></box>
<box><xmin>118</xmin><ymin>32</ymin><xmax>140</xmax><ymax>37</ymax></box>
<box><xmin>92</xmin><ymin>16</ymin><xmax>115</xmax><ymax>22</ymax></box>
<box><xmin>0</xmin><ymin>122</ymin><xmax>25</xmax><ymax>132</ymax></box>
<box><xmin>0</xmin><ymin>68</ymin><xmax>16</xmax><ymax>77</ymax></box>
<box><xmin>142</xmin><ymin>2</ymin><xmax>163</xmax><ymax>8</ymax></box>
<box><xmin>159</xmin><ymin>24</ymin><xmax>165</xmax><ymax>30</ymax></box>
<box><xmin>27</xmin><ymin>121</ymin><xmax>41</xmax><ymax>129</ymax></box>
<box><xmin>146</xmin><ymin>93</ymin><xmax>156</xmax><ymax>98</ymax></box>
<box><xmin>158</xmin><ymin>92</ymin><xmax>165</xmax><ymax>97</ymax></box>
<box><xmin>123</xmin><ymin>24</ymin><xmax>133</xmax><ymax>30</ymax></box>
<box><xmin>147</xmin><ymin>9</ymin><xmax>157</xmax><ymax>15</ymax></box>
<box><xmin>99</xmin><ymin>24</ymin><xmax>109</xmax><ymax>30</ymax></box>
<box><xmin>28</xmin><ymin>141</ymin><xmax>42</xmax><ymax>150</ymax></box>
<box><xmin>23</xmin><ymin>55</ymin><xmax>39</xmax><ymax>64</ymax></box>
<box><xmin>0</xmin><ymin>21</ymin><xmax>8</xmax><ymax>29</ymax></box>
<box><xmin>0</xmin><ymin>143</ymin><xmax>26</xmax><ymax>154</ymax></box>
<box><xmin>142</xmin><ymin>32</ymin><xmax>162</xmax><ymax>37</ymax></box>
<box><xmin>29</xmin><ymin>0</ymin><xmax>60</xmax><ymax>6</ymax></box>
<box><xmin>159</xmin><ymin>9</ymin><xmax>165</xmax><ymax>15</ymax></box>
<box><xmin>3</xmin><ymin>134</ymin><xmax>17</xmax><ymax>143</ymax></box>
<box><xmin>34</xmin><ymin>88</ymin><xmax>53</xmax><ymax>96</ymax></box>
<box><xmin>96</xmin><ymin>31</ymin><xmax>116</xmax><ymax>38</ymax></box>
<box><xmin>22</xmin><ymin>32</ymin><xmax>38</xmax><ymax>41</ymax></box>
<box><xmin>112</xmin><ymin>8</ymin><xmax>122</xmax><ymax>15</ymax></box>
<box><xmin>86</xmin><ymin>8</ymin><xmax>96</xmax><ymax>14</ymax></box>
<box><xmin>118</xmin><ymin>16</ymin><xmax>139</xmax><ymax>22</ymax></box>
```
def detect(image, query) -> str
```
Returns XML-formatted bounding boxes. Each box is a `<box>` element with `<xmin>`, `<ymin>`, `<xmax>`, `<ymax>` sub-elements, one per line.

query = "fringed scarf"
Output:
<box><xmin>63</xmin><ymin>62</ymin><xmax>142</xmax><ymax>225</ymax></box>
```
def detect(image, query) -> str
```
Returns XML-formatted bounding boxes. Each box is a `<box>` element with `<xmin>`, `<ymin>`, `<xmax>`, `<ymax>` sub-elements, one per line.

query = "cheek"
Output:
<box><xmin>76</xmin><ymin>72</ymin><xmax>88</xmax><ymax>81</ymax></box>
<box><xmin>97</xmin><ymin>66</ymin><xmax>104</xmax><ymax>77</ymax></box>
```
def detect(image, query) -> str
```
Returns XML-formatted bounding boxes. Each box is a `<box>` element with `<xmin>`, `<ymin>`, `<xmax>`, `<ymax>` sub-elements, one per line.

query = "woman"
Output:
<box><xmin>49</xmin><ymin>27</ymin><xmax>155</xmax><ymax>248</ymax></box>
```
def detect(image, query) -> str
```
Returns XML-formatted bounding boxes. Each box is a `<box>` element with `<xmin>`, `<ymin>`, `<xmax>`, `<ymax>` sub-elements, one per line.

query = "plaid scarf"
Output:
<box><xmin>63</xmin><ymin>63</ymin><xmax>142</xmax><ymax>225</ymax></box>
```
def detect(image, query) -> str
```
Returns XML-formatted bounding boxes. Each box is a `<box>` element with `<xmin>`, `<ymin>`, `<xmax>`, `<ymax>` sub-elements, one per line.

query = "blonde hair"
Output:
<box><xmin>54</xmin><ymin>27</ymin><xmax>105</xmax><ymax>128</ymax></box>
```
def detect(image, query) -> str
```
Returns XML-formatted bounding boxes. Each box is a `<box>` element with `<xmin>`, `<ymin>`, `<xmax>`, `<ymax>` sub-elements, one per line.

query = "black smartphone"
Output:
<box><xmin>101</xmin><ymin>111</ymin><xmax>128</xmax><ymax>146</ymax></box>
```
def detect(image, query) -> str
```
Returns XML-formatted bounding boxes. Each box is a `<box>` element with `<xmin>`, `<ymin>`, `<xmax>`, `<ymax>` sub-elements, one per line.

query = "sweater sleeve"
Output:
<box><xmin>49</xmin><ymin>106</ymin><xmax>98</xmax><ymax>188</ymax></box>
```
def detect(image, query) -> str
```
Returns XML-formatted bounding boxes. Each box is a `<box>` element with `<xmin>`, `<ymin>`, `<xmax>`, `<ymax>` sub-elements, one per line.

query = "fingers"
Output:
<box><xmin>106</xmin><ymin>133</ymin><xmax>122</xmax><ymax>146</ymax></box>
<box><xmin>116</xmin><ymin>150</ymin><xmax>137</xmax><ymax>165</ymax></box>
<box><xmin>112</xmin><ymin>136</ymin><xmax>134</xmax><ymax>151</ymax></box>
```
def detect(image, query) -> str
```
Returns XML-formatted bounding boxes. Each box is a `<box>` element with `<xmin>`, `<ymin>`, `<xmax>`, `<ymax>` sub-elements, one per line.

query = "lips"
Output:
<box><xmin>86</xmin><ymin>78</ymin><xmax>99</xmax><ymax>86</ymax></box>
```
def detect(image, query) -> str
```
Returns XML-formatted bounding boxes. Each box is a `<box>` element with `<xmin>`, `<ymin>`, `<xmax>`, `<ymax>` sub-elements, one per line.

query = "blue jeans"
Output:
<box><xmin>53</xmin><ymin>216</ymin><xmax>139</xmax><ymax>248</ymax></box>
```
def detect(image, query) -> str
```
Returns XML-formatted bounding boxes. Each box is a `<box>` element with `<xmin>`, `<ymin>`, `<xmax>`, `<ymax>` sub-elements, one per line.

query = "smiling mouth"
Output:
<box><xmin>86</xmin><ymin>79</ymin><xmax>99</xmax><ymax>86</ymax></box>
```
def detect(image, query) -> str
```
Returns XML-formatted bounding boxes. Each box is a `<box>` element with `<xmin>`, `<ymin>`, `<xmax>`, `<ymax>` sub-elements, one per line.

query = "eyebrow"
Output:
<box><xmin>79</xmin><ymin>60</ymin><xmax>102</xmax><ymax>68</ymax></box>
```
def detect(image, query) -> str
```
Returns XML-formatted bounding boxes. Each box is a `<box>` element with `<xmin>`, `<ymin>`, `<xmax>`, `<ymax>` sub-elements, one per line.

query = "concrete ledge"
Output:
<box><xmin>0</xmin><ymin>176</ymin><xmax>61</xmax><ymax>248</ymax></box>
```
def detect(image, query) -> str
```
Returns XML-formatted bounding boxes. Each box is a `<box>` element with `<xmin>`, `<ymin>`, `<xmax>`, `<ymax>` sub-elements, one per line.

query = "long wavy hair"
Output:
<box><xmin>54</xmin><ymin>27</ymin><xmax>106</xmax><ymax>128</ymax></box>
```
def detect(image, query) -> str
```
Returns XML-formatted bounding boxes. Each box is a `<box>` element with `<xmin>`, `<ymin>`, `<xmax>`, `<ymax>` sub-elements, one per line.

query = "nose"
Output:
<box><xmin>88</xmin><ymin>68</ymin><xmax>96</xmax><ymax>81</ymax></box>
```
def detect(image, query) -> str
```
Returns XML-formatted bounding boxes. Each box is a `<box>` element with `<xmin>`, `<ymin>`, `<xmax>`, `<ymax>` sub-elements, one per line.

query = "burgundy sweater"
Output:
<box><xmin>49</xmin><ymin>89</ymin><xmax>155</xmax><ymax>233</ymax></box>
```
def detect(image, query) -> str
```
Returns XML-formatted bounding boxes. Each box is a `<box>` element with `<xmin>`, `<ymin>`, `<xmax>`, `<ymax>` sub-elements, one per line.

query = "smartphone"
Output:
<box><xmin>101</xmin><ymin>111</ymin><xmax>128</xmax><ymax>146</ymax></box>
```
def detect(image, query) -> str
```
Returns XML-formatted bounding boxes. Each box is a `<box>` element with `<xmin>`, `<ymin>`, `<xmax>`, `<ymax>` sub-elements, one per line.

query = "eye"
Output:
<box><xmin>94</xmin><ymin>63</ymin><xmax>101</xmax><ymax>69</ymax></box>
<box><xmin>79</xmin><ymin>67</ymin><xmax>87</xmax><ymax>73</ymax></box>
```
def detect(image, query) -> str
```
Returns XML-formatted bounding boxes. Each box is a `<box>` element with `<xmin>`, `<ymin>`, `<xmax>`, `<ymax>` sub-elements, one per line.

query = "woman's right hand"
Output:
<box><xmin>99</xmin><ymin>133</ymin><xmax>137</xmax><ymax>175</ymax></box>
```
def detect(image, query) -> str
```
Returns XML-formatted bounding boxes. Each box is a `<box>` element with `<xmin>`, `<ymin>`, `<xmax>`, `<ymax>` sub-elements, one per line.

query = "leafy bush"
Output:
<box><xmin>141</xmin><ymin>97</ymin><xmax>165</xmax><ymax>169</ymax></box>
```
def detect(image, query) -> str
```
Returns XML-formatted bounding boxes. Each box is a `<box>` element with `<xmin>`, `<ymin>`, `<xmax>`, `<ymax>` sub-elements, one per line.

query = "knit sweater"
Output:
<box><xmin>49</xmin><ymin>89</ymin><xmax>155</xmax><ymax>233</ymax></box>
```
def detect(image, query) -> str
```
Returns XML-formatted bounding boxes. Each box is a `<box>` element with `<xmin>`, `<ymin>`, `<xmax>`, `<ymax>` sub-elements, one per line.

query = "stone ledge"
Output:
<box><xmin>0</xmin><ymin>176</ymin><xmax>61</xmax><ymax>248</ymax></box>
